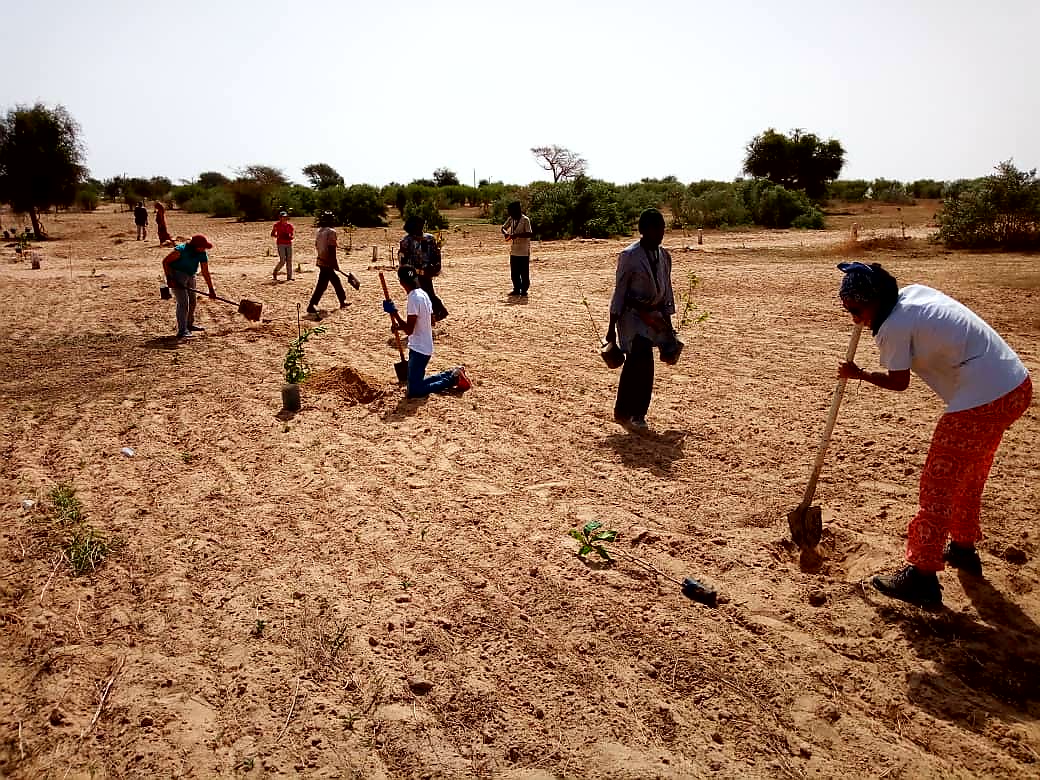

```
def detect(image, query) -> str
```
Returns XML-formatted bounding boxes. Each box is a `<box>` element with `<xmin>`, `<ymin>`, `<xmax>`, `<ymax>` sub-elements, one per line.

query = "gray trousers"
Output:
<box><xmin>273</xmin><ymin>244</ymin><xmax>293</xmax><ymax>278</ymax></box>
<box><xmin>170</xmin><ymin>270</ymin><xmax>197</xmax><ymax>333</ymax></box>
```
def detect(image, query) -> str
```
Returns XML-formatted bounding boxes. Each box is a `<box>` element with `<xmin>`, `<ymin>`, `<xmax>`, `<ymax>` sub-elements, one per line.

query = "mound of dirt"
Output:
<box><xmin>307</xmin><ymin>365</ymin><xmax>388</xmax><ymax>405</ymax></box>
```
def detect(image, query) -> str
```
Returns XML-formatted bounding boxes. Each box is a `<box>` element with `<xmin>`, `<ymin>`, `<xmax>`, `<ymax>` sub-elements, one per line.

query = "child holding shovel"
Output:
<box><xmin>382</xmin><ymin>266</ymin><xmax>470</xmax><ymax>398</ymax></box>
<box><xmin>162</xmin><ymin>234</ymin><xmax>216</xmax><ymax>339</ymax></box>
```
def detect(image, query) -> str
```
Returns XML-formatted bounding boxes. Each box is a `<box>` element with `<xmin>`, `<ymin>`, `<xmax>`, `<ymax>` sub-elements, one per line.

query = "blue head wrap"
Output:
<box><xmin>837</xmin><ymin>261</ymin><xmax>878</xmax><ymax>305</ymax></box>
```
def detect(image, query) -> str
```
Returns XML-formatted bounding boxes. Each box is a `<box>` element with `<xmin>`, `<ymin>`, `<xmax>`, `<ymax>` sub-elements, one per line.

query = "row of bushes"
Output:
<box><xmin>936</xmin><ymin>161</ymin><xmax>1040</xmax><ymax>249</ymax></box>
<box><xmin>825</xmin><ymin>178</ymin><xmax>947</xmax><ymax>203</ymax></box>
<box><xmin>488</xmin><ymin>178</ymin><xmax>659</xmax><ymax>239</ymax></box>
<box><xmin>666</xmin><ymin>180</ymin><xmax>824</xmax><ymax>230</ymax></box>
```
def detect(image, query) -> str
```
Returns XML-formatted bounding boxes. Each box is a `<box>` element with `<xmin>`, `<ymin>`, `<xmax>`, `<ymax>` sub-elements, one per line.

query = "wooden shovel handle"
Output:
<box><xmin>378</xmin><ymin>272</ymin><xmax>407</xmax><ymax>361</ymax></box>
<box><xmin>798</xmin><ymin>324</ymin><xmax>863</xmax><ymax>510</ymax></box>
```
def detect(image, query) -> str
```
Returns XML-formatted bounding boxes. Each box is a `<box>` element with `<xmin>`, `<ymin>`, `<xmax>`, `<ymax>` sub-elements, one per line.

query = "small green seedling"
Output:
<box><xmin>678</xmin><ymin>271</ymin><xmax>710</xmax><ymax>330</ymax></box>
<box><xmin>569</xmin><ymin>521</ymin><xmax>618</xmax><ymax>561</ymax></box>
<box><xmin>49</xmin><ymin>483</ymin><xmax>83</xmax><ymax>526</ymax></box>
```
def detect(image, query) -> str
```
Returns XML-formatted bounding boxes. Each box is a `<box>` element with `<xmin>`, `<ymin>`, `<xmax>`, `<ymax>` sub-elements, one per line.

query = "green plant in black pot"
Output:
<box><xmin>282</xmin><ymin>325</ymin><xmax>325</xmax><ymax>411</ymax></box>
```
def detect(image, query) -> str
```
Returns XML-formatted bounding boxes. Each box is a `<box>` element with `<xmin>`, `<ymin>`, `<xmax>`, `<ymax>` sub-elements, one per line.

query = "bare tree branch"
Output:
<box><xmin>530</xmin><ymin>145</ymin><xmax>587</xmax><ymax>182</ymax></box>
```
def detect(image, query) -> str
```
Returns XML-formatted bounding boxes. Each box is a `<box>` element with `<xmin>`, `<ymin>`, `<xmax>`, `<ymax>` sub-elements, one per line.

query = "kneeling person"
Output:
<box><xmin>383</xmin><ymin>266</ymin><xmax>470</xmax><ymax>398</ymax></box>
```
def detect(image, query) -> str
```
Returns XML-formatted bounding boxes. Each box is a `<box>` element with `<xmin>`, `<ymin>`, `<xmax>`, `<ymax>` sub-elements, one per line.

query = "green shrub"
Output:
<box><xmin>870</xmin><ymin>179</ymin><xmax>913</xmax><ymax>204</ymax></box>
<box><xmin>740</xmin><ymin>181</ymin><xmax>824</xmax><ymax>229</ymax></box>
<box><xmin>676</xmin><ymin>186</ymin><xmax>749</xmax><ymax>229</ymax></box>
<box><xmin>826</xmin><ymin>179</ymin><xmax>870</xmax><ymax>201</ymax></box>
<box><xmin>936</xmin><ymin>161</ymin><xmax>1040</xmax><ymax>249</ymax></box>
<box><xmin>274</xmin><ymin>184</ymin><xmax>317</xmax><ymax>217</ymax></box>
<box><xmin>203</xmin><ymin>188</ymin><xmax>235</xmax><ymax>218</ymax></box>
<box><xmin>74</xmin><ymin>187</ymin><xmax>99</xmax><ymax>211</ymax></box>
<box><xmin>908</xmin><ymin>179</ymin><xmax>944</xmax><ymax>199</ymax></box>
<box><xmin>402</xmin><ymin>199</ymin><xmax>447</xmax><ymax>231</ymax></box>
<box><xmin>317</xmin><ymin>185</ymin><xmax>388</xmax><ymax>227</ymax></box>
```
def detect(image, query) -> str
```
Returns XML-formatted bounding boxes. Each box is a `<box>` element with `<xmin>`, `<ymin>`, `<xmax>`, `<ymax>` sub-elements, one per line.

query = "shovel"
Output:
<box><xmin>378</xmin><ymin>272</ymin><xmax>409</xmax><ymax>384</ymax></box>
<box><xmin>787</xmin><ymin>324</ymin><xmax>863</xmax><ymax>570</ymax></box>
<box><xmin>166</xmin><ymin>283</ymin><xmax>263</xmax><ymax>321</ymax></box>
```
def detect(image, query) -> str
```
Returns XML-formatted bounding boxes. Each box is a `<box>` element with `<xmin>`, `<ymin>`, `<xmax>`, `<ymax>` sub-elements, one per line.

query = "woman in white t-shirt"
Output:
<box><xmin>836</xmin><ymin>262</ymin><xmax>1031</xmax><ymax>607</ymax></box>
<box><xmin>383</xmin><ymin>265</ymin><xmax>470</xmax><ymax>398</ymax></box>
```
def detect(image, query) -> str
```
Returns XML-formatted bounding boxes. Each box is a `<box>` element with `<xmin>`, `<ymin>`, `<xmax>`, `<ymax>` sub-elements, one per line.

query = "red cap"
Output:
<box><xmin>189</xmin><ymin>234</ymin><xmax>213</xmax><ymax>249</ymax></box>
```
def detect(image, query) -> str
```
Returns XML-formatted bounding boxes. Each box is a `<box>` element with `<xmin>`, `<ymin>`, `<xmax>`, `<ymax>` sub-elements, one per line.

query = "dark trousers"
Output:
<box><xmin>510</xmin><ymin>255</ymin><xmax>530</xmax><ymax>293</ymax></box>
<box><xmin>614</xmin><ymin>335</ymin><xmax>654</xmax><ymax>421</ymax></box>
<box><xmin>419</xmin><ymin>274</ymin><xmax>448</xmax><ymax>321</ymax></box>
<box><xmin>309</xmin><ymin>266</ymin><xmax>345</xmax><ymax>308</ymax></box>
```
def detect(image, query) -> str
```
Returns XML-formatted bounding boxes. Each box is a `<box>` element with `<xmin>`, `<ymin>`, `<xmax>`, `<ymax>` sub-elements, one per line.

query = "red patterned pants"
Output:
<box><xmin>907</xmin><ymin>377</ymin><xmax>1032</xmax><ymax>572</ymax></box>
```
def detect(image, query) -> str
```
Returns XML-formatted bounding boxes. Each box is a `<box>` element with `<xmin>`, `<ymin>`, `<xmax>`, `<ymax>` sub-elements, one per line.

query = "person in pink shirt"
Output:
<box><xmin>271</xmin><ymin>211</ymin><xmax>295</xmax><ymax>281</ymax></box>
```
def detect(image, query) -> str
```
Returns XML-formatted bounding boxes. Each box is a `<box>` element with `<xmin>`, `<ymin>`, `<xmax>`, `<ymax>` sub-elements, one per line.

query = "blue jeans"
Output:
<box><xmin>407</xmin><ymin>350</ymin><xmax>457</xmax><ymax>397</ymax></box>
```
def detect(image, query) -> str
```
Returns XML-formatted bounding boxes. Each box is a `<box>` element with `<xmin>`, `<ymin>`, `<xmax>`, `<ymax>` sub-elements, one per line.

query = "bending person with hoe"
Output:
<box><xmin>836</xmin><ymin>261</ymin><xmax>1031</xmax><ymax>608</ymax></box>
<box><xmin>162</xmin><ymin>234</ymin><xmax>216</xmax><ymax>339</ymax></box>
<box><xmin>399</xmin><ymin>216</ymin><xmax>448</xmax><ymax>322</ymax></box>
<box><xmin>607</xmin><ymin>208</ymin><xmax>681</xmax><ymax>430</ymax></box>
<box><xmin>383</xmin><ymin>266</ymin><xmax>470</xmax><ymax>398</ymax></box>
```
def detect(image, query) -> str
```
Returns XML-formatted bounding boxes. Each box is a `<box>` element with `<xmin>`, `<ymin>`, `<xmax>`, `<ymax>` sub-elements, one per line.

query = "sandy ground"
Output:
<box><xmin>0</xmin><ymin>201</ymin><xmax>1038</xmax><ymax>779</ymax></box>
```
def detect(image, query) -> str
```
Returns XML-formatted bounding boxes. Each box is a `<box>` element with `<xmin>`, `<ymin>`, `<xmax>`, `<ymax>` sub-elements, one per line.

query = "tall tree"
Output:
<box><xmin>531</xmin><ymin>145</ymin><xmax>587</xmax><ymax>182</ymax></box>
<box><xmin>742</xmin><ymin>128</ymin><xmax>845</xmax><ymax>201</ymax></box>
<box><xmin>433</xmin><ymin>167</ymin><xmax>460</xmax><ymax>187</ymax></box>
<box><xmin>197</xmin><ymin>171</ymin><xmax>230</xmax><ymax>189</ymax></box>
<box><xmin>0</xmin><ymin>103</ymin><xmax>86</xmax><ymax>238</ymax></box>
<box><xmin>302</xmin><ymin>163</ymin><xmax>344</xmax><ymax>189</ymax></box>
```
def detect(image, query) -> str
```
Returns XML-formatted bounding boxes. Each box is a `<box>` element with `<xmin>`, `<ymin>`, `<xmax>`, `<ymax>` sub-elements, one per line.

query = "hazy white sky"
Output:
<box><xmin>3</xmin><ymin>0</ymin><xmax>1037</xmax><ymax>187</ymax></box>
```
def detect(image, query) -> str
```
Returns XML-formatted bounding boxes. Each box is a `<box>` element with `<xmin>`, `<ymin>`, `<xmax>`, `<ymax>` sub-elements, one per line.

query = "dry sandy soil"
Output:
<box><xmin>0</xmin><ymin>200</ymin><xmax>1038</xmax><ymax>779</ymax></box>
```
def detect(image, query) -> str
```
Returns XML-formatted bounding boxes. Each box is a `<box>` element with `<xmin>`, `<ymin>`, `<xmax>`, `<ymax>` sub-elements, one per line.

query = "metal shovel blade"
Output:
<box><xmin>394</xmin><ymin>360</ymin><xmax>409</xmax><ymax>384</ymax></box>
<box><xmin>787</xmin><ymin>504</ymin><xmax>822</xmax><ymax>549</ymax></box>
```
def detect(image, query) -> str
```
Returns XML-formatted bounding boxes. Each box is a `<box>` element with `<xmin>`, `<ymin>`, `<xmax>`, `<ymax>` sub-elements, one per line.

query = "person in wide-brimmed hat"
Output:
<box><xmin>835</xmin><ymin>261</ymin><xmax>1031</xmax><ymax>607</ymax></box>
<box><xmin>162</xmin><ymin>234</ymin><xmax>216</xmax><ymax>338</ymax></box>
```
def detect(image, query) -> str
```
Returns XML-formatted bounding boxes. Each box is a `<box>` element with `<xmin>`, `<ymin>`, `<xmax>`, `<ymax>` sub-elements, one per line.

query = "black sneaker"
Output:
<box><xmin>943</xmin><ymin>542</ymin><xmax>983</xmax><ymax>576</ymax></box>
<box><xmin>871</xmin><ymin>565</ymin><xmax>942</xmax><ymax>608</ymax></box>
<box><xmin>507</xmin><ymin>290</ymin><xmax>521</xmax><ymax>297</ymax></box>
<box><xmin>188</xmin><ymin>324</ymin><xmax>206</xmax><ymax>332</ymax></box>
<box><xmin>306</xmin><ymin>306</ymin><xmax>318</xmax><ymax>314</ymax></box>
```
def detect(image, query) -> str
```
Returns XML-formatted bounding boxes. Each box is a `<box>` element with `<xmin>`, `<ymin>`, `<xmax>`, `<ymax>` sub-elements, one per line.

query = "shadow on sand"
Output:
<box><xmin>601</xmin><ymin>427</ymin><xmax>687</xmax><ymax>477</ymax></box>
<box><xmin>864</xmin><ymin>571</ymin><xmax>1040</xmax><ymax>727</ymax></box>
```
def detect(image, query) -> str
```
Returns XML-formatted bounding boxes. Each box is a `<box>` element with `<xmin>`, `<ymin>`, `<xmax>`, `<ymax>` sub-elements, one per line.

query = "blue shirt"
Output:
<box><xmin>170</xmin><ymin>243</ymin><xmax>209</xmax><ymax>275</ymax></box>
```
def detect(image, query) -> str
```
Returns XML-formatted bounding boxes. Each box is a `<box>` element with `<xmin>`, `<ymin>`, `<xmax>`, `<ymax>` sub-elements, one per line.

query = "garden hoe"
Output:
<box><xmin>378</xmin><ymin>272</ymin><xmax>409</xmax><ymax>384</ymax></box>
<box><xmin>788</xmin><ymin>324</ymin><xmax>863</xmax><ymax>571</ymax></box>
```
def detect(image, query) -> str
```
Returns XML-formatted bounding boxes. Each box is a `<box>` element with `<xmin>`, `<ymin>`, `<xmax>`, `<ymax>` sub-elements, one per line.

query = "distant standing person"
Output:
<box><xmin>155</xmin><ymin>202</ymin><xmax>174</xmax><ymax>246</ymax></box>
<box><xmin>399</xmin><ymin>216</ymin><xmax>448</xmax><ymax>322</ymax></box>
<box><xmin>383</xmin><ymin>265</ymin><xmax>470</xmax><ymax>398</ymax></box>
<box><xmin>501</xmin><ymin>200</ymin><xmax>533</xmax><ymax>296</ymax></box>
<box><xmin>607</xmin><ymin>208</ymin><xmax>677</xmax><ymax>430</ymax></box>
<box><xmin>836</xmin><ymin>261</ymin><xmax>1032</xmax><ymax>607</ymax></box>
<box><xmin>162</xmin><ymin>234</ymin><xmax>216</xmax><ymax>339</ymax></box>
<box><xmin>271</xmin><ymin>210</ymin><xmax>295</xmax><ymax>281</ymax></box>
<box><xmin>307</xmin><ymin>211</ymin><xmax>348</xmax><ymax>314</ymax></box>
<box><xmin>134</xmin><ymin>201</ymin><xmax>148</xmax><ymax>240</ymax></box>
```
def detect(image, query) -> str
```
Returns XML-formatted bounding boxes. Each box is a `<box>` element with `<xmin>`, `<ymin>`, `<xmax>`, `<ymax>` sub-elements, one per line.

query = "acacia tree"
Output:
<box><xmin>531</xmin><ymin>145</ymin><xmax>587</xmax><ymax>182</ymax></box>
<box><xmin>302</xmin><ymin>163</ymin><xmax>344</xmax><ymax>189</ymax></box>
<box><xmin>0</xmin><ymin>103</ymin><xmax>86</xmax><ymax>238</ymax></box>
<box><xmin>742</xmin><ymin>128</ymin><xmax>845</xmax><ymax>201</ymax></box>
